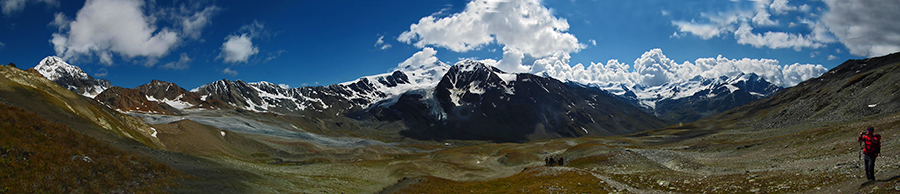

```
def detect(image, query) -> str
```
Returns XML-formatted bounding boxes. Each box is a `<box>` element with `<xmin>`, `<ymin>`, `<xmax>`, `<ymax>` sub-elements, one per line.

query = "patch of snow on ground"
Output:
<box><xmin>723</xmin><ymin>85</ymin><xmax>739</xmax><ymax>93</ymax></box>
<box><xmin>146</xmin><ymin>95</ymin><xmax>194</xmax><ymax>109</ymax></box>
<box><xmin>496</xmin><ymin>72</ymin><xmax>516</xmax><ymax>83</ymax></box>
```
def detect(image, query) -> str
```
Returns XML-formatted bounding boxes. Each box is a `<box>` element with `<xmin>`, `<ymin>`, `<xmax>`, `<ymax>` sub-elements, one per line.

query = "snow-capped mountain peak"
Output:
<box><xmin>32</xmin><ymin>56</ymin><xmax>110</xmax><ymax>98</ymax></box>
<box><xmin>35</xmin><ymin>56</ymin><xmax>89</xmax><ymax>81</ymax></box>
<box><xmin>592</xmin><ymin>72</ymin><xmax>782</xmax><ymax>122</ymax></box>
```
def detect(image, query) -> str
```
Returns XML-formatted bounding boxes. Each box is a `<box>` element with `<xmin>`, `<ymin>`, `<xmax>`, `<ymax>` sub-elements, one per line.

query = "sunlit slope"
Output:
<box><xmin>0</xmin><ymin>65</ymin><xmax>160</xmax><ymax>147</ymax></box>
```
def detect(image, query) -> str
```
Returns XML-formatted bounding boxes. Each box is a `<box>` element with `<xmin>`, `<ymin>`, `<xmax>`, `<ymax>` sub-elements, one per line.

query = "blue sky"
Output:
<box><xmin>0</xmin><ymin>0</ymin><xmax>897</xmax><ymax>89</ymax></box>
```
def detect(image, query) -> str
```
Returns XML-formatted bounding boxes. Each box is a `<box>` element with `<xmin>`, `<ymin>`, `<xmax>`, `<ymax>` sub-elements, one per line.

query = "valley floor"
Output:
<box><xmin>147</xmin><ymin>112</ymin><xmax>900</xmax><ymax>193</ymax></box>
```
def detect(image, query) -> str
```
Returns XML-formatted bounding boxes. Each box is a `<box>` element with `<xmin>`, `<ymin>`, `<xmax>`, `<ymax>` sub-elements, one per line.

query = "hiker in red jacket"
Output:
<box><xmin>859</xmin><ymin>126</ymin><xmax>882</xmax><ymax>181</ymax></box>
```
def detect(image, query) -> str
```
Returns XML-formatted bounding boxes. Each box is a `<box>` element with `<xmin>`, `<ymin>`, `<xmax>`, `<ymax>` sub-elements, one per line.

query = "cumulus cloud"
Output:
<box><xmin>769</xmin><ymin>0</ymin><xmax>797</xmax><ymax>15</ymax></box>
<box><xmin>49</xmin><ymin>0</ymin><xmax>217</xmax><ymax>66</ymax></box>
<box><xmin>827</xmin><ymin>55</ymin><xmax>839</xmax><ymax>60</ymax></box>
<box><xmin>398</xmin><ymin>0</ymin><xmax>583</xmax><ymax>58</ymax></box>
<box><xmin>397</xmin><ymin>47</ymin><xmax>440</xmax><ymax>70</ymax></box>
<box><xmin>673</xmin><ymin>0</ymin><xmax>900</xmax><ymax>57</ymax></box>
<box><xmin>222</xmin><ymin>67</ymin><xmax>238</xmax><ymax>76</ymax></box>
<box><xmin>1</xmin><ymin>0</ymin><xmax>57</xmax><ymax>16</ymax></box>
<box><xmin>532</xmin><ymin>48</ymin><xmax>826</xmax><ymax>88</ymax></box>
<box><xmin>822</xmin><ymin>0</ymin><xmax>900</xmax><ymax>57</ymax></box>
<box><xmin>220</xmin><ymin>22</ymin><xmax>264</xmax><ymax>63</ymax></box>
<box><xmin>161</xmin><ymin>53</ymin><xmax>191</xmax><ymax>70</ymax></box>
<box><xmin>734</xmin><ymin>24</ymin><xmax>825</xmax><ymax>51</ymax></box>
<box><xmin>669</xmin><ymin>0</ymin><xmax>837</xmax><ymax>52</ymax></box>
<box><xmin>220</xmin><ymin>34</ymin><xmax>257</xmax><ymax>63</ymax></box>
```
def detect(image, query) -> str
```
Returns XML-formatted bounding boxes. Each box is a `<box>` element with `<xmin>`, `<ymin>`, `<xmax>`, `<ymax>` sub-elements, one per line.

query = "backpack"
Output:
<box><xmin>873</xmin><ymin>134</ymin><xmax>881</xmax><ymax>154</ymax></box>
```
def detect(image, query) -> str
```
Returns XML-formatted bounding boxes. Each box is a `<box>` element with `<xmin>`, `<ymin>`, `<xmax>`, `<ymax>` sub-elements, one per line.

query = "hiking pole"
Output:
<box><xmin>859</xmin><ymin>140</ymin><xmax>864</xmax><ymax>174</ymax></box>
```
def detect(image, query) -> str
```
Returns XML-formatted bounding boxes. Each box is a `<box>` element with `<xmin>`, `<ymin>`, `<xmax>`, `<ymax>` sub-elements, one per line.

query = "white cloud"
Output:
<box><xmin>220</xmin><ymin>22</ymin><xmax>264</xmax><ymax>64</ymax></box>
<box><xmin>177</xmin><ymin>6</ymin><xmax>220</xmax><ymax>40</ymax></box>
<box><xmin>672</xmin><ymin>21</ymin><xmax>727</xmax><ymax>40</ymax></box>
<box><xmin>588</xmin><ymin>39</ymin><xmax>597</xmax><ymax>46</ymax></box>
<box><xmin>398</xmin><ymin>0</ymin><xmax>583</xmax><ymax>58</ymax></box>
<box><xmin>264</xmin><ymin>49</ymin><xmax>286</xmax><ymax>63</ymax></box>
<box><xmin>374</xmin><ymin>35</ymin><xmax>392</xmax><ymax>50</ymax></box>
<box><xmin>532</xmin><ymin>48</ymin><xmax>826</xmax><ymax>88</ymax></box>
<box><xmin>49</xmin><ymin>0</ymin><xmax>217</xmax><ymax>66</ymax></box>
<box><xmin>798</xmin><ymin>4</ymin><xmax>810</xmax><ymax>12</ymax></box>
<box><xmin>162</xmin><ymin>53</ymin><xmax>191</xmax><ymax>70</ymax></box>
<box><xmin>672</xmin><ymin>0</ymin><xmax>900</xmax><ymax>57</ymax></box>
<box><xmin>751</xmin><ymin>10</ymin><xmax>778</xmax><ymax>26</ymax></box>
<box><xmin>734</xmin><ymin>23</ymin><xmax>825</xmax><ymax>51</ymax></box>
<box><xmin>94</xmin><ymin>68</ymin><xmax>108</xmax><ymax>77</ymax></box>
<box><xmin>769</xmin><ymin>0</ymin><xmax>797</xmax><ymax>15</ymax></box>
<box><xmin>222</xmin><ymin>67</ymin><xmax>238</xmax><ymax>76</ymax></box>
<box><xmin>822</xmin><ymin>0</ymin><xmax>900</xmax><ymax>57</ymax></box>
<box><xmin>49</xmin><ymin>12</ymin><xmax>68</xmax><ymax>31</ymax></box>
<box><xmin>669</xmin><ymin>0</ymin><xmax>845</xmax><ymax>52</ymax></box>
<box><xmin>397</xmin><ymin>47</ymin><xmax>440</xmax><ymax>70</ymax></box>
<box><xmin>220</xmin><ymin>34</ymin><xmax>257</xmax><ymax>63</ymax></box>
<box><xmin>1</xmin><ymin>0</ymin><xmax>57</xmax><ymax>16</ymax></box>
<box><xmin>827</xmin><ymin>55</ymin><xmax>839</xmax><ymax>60</ymax></box>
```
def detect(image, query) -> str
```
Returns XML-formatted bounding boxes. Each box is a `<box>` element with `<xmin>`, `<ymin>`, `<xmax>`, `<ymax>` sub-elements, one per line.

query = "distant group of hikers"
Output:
<box><xmin>545</xmin><ymin>156</ymin><xmax>564</xmax><ymax>166</ymax></box>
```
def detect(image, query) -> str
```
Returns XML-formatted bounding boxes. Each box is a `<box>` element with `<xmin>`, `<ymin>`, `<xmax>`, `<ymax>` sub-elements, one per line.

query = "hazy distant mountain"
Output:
<box><xmin>31</xmin><ymin>56</ymin><xmax>110</xmax><ymax>98</ymax></box>
<box><xmin>599</xmin><ymin>73</ymin><xmax>782</xmax><ymax>123</ymax></box>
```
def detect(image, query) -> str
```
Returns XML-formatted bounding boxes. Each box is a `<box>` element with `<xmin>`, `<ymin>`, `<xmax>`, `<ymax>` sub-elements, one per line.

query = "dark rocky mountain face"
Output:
<box><xmin>94</xmin><ymin>86</ymin><xmax>180</xmax><ymax>115</ymax></box>
<box><xmin>707</xmin><ymin>52</ymin><xmax>900</xmax><ymax>129</ymax></box>
<box><xmin>192</xmin><ymin>69</ymin><xmax>436</xmax><ymax>117</ymax></box>
<box><xmin>192</xmin><ymin>79</ymin><xmax>354</xmax><ymax>116</ymax></box>
<box><xmin>369</xmin><ymin>61</ymin><xmax>670</xmax><ymax>143</ymax></box>
<box><xmin>134</xmin><ymin>80</ymin><xmax>203</xmax><ymax>105</ymax></box>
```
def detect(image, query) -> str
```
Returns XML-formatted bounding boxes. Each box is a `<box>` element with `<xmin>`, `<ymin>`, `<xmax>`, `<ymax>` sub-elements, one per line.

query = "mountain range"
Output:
<box><xmin>26</xmin><ymin>55</ymin><xmax>789</xmax><ymax>142</ymax></box>
<box><xmin>5</xmin><ymin>52</ymin><xmax>900</xmax><ymax>193</ymax></box>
